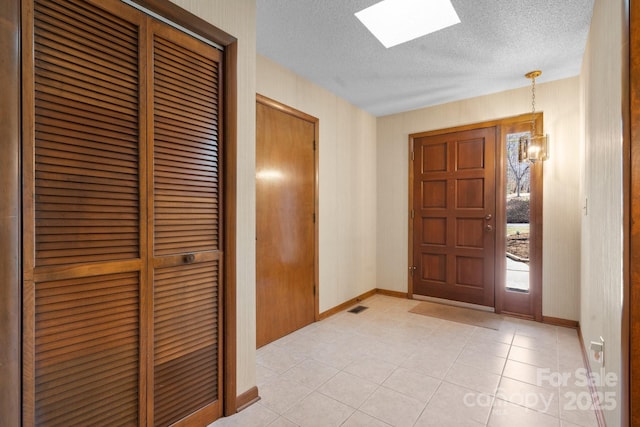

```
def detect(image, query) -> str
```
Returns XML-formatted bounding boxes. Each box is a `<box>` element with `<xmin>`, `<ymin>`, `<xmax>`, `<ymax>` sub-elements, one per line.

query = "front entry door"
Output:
<box><xmin>256</xmin><ymin>96</ymin><xmax>317</xmax><ymax>348</ymax></box>
<box><xmin>412</xmin><ymin>127</ymin><xmax>496</xmax><ymax>307</ymax></box>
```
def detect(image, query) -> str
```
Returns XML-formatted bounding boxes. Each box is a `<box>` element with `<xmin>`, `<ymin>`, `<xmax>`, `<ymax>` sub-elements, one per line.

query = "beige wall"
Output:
<box><xmin>376</xmin><ymin>77</ymin><xmax>582</xmax><ymax>321</ymax></box>
<box><xmin>170</xmin><ymin>0</ymin><xmax>257</xmax><ymax>395</ymax></box>
<box><xmin>580</xmin><ymin>0</ymin><xmax>625</xmax><ymax>424</ymax></box>
<box><xmin>256</xmin><ymin>55</ymin><xmax>378</xmax><ymax>313</ymax></box>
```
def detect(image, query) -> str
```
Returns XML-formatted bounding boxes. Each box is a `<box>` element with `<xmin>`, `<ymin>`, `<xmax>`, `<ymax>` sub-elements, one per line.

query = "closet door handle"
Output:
<box><xmin>183</xmin><ymin>253</ymin><xmax>196</xmax><ymax>264</ymax></box>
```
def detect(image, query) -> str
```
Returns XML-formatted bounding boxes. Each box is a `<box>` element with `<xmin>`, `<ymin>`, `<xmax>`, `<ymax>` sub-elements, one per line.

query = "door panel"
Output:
<box><xmin>33</xmin><ymin>0</ymin><xmax>140</xmax><ymax>269</ymax></box>
<box><xmin>34</xmin><ymin>272</ymin><xmax>140</xmax><ymax>426</ymax></box>
<box><xmin>150</xmin><ymin>22</ymin><xmax>223</xmax><ymax>426</ymax></box>
<box><xmin>256</xmin><ymin>98</ymin><xmax>316</xmax><ymax>348</ymax></box>
<box><xmin>152</xmin><ymin>260</ymin><xmax>221</xmax><ymax>426</ymax></box>
<box><xmin>27</xmin><ymin>1</ymin><xmax>144</xmax><ymax>424</ymax></box>
<box><xmin>413</xmin><ymin>127</ymin><xmax>496</xmax><ymax>307</ymax></box>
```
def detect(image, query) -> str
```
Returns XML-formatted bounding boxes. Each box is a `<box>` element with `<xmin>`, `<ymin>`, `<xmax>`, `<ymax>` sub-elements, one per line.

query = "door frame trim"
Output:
<box><xmin>408</xmin><ymin>113</ymin><xmax>543</xmax><ymax>320</ymax></box>
<box><xmin>0</xmin><ymin>1</ymin><xmax>21</xmax><ymax>425</ymax></box>
<box><xmin>628</xmin><ymin>0</ymin><xmax>636</xmax><ymax>423</ymax></box>
<box><xmin>256</xmin><ymin>93</ymin><xmax>320</xmax><ymax>321</ymax></box>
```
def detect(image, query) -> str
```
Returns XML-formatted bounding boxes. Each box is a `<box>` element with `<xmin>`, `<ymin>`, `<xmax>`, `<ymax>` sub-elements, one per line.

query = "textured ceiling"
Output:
<box><xmin>256</xmin><ymin>0</ymin><xmax>595</xmax><ymax>117</ymax></box>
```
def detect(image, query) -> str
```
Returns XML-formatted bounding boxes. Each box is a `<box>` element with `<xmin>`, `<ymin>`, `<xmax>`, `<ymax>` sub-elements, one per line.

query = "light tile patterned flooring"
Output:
<box><xmin>210</xmin><ymin>295</ymin><xmax>599</xmax><ymax>427</ymax></box>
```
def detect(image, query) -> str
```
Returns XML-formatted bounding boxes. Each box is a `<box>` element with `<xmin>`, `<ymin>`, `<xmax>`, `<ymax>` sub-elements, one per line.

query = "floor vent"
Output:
<box><xmin>347</xmin><ymin>305</ymin><xmax>368</xmax><ymax>314</ymax></box>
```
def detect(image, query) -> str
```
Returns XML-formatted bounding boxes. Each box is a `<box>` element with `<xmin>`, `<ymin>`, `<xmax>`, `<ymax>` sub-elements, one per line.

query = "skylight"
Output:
<box><xmin>355</xmin><ymin>0</ymin><xmax>461</xmax><ymax>48</ymax></box>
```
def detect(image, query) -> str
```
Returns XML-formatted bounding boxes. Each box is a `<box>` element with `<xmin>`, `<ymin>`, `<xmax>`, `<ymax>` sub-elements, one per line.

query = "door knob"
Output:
<box><xmin>183</xmin><ymin>253</ymin><xmax>196</xmax><ymax>264</ymax></box>
<box><xmin>485</xmin><ymin>214</ymin><xmax>492</xmax><ymax>220</ymax></box>
<box><xmin>485</xmin><ymin>224</ymin><xmax>493</xmax><ymax>232</ymax></box>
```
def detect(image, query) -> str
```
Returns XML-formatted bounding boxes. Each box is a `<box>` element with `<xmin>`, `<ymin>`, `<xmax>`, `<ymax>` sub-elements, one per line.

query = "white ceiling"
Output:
<box><xmin>256</xmin><ymin>0</ymin><xmax>595</xmax><ymax>117</ymax></box>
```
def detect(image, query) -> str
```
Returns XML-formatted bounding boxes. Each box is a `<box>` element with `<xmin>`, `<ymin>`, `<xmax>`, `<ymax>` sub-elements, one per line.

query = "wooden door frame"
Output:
<box><xmin>628</xmin><ymin>0</ymin><xmax>637</xmax><ymax>425</ymax></box>
<box><xmin>255</xmin><ymin>93</ymin><xmax>320</xmax><ymax>324</ymax></box>
<box><xmin>0</xmin><ymin>0</ymin><xmax>22</xmax><ymax>425</ymax></box>
<box><xmin>408</xmin><ymin>113</ymin><xmax>543</xmax><ymax>321</ymax></box>
<box><xmin>0</xmin><ymin>0</ymin><xmax>241</xmax><ymax>422</ymax></box>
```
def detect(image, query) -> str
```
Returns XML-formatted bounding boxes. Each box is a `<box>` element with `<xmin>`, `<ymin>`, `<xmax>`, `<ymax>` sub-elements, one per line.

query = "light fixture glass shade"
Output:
<box><xmin>518</xmin><ymin>133</ymin><xmax>549</xmax><ymax>163</ymax></box>
<box><xmin>519</xmin><ymin>70</ymin><xmax>549</xmax><ymax>163</ymax></box>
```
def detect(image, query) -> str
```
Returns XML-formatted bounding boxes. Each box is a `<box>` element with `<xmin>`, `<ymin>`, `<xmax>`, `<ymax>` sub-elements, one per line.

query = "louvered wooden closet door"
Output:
<box><xmin>150</xmin><ymin>22</ymin><xmax>223</xmax><ymax>426</ymax></box>
<box><xmin>27</xmin><ymin>0</ymin><xmax>144</xmax><ymax>425</ymax></box>
<box><xmin>24</xmin><ymin>0</ymin><xmax>225</xmax><ymax>426</ymax></box>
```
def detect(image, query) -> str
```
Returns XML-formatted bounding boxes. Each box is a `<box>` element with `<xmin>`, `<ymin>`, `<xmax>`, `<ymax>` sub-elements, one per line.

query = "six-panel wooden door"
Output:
<box><xmin>412</xmin><ymin>127</ymin><xmax>496</xmax><ymax>307</ymax></box>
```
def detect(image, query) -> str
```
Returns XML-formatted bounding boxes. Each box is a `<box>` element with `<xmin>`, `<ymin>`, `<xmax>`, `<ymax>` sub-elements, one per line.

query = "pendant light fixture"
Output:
<box><xmin>519</xmin><ymin>70</ymin><xmax>549</xmax><ymax>163</ymax></box>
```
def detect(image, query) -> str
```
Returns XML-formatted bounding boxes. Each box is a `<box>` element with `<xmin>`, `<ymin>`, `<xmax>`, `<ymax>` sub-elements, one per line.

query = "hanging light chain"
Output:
<box><xmin>531</xmin><ymin>74</ymin><xmax>536</xmax><ymax>116</ymax></box>
<box><xmin>529</xmin><ymin>72</ymin><xmax>538</xmax><ymax>135</ymax></box>
<box><xmin>531</xmin><ymin>76</ymin><xmax>536</xmax><ymax>138</ymax></box>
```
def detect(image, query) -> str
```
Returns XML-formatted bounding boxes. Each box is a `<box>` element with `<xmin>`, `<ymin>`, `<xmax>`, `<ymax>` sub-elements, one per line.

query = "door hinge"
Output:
<box><xmin>313</xmin><ymin>212</ymin><xmax>316</xmax><ymax>223</ymax></box>
<box><xmin>313</xmin><ymin>285</ymin><xmax>316</xmax><ymax>295</ymax></box>
<box><xmin>313</xmin><ymin>140</ymin><xmax>316</xmax><ymax>150</ymax></box>
<box><xmin>411</xmin><ymin>209</ymin><xmax>414</xmax><ymax>219</ymax></box>
<box><xmin>411</xmin><ymin>151</ymin><xmax>414</xmax><ymax>161</ymax></box>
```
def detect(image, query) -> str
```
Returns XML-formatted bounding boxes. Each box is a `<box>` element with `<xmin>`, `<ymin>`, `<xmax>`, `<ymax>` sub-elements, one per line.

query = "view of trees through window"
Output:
<box><xmin>505</xmin><ymin>132</ymin><xmax>530</xmax><ymax>292</ymax></box>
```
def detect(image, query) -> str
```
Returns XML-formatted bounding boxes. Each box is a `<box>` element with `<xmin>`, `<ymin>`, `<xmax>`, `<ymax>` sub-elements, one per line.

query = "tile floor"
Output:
<box><xmin>210</xmin><ymin>295</ymin><xmax>599</xmax><ymax>427</ymax></box>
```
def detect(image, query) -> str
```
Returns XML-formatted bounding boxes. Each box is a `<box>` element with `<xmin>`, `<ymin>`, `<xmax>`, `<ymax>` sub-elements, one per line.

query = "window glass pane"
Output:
<box><xmin>506</xmin><ymin>132</ymin><xmax>530</xmax><ymax>292</ymax></box>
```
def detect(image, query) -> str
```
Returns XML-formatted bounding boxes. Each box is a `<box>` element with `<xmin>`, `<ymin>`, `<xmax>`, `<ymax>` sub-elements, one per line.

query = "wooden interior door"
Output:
<box><xmin>412</xmin><ymin>127</ymin><xmax>496</xmax><ymax>307</ymax></box>
<box><xmin>256</xmin><ymin>96</ymin><xmax>317</xmax><ymax>348</ymax></box>
<box><xmin>22</xmin><ymin>0</ymin><xmax>224</xmax><ymax>425</ymax></box>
